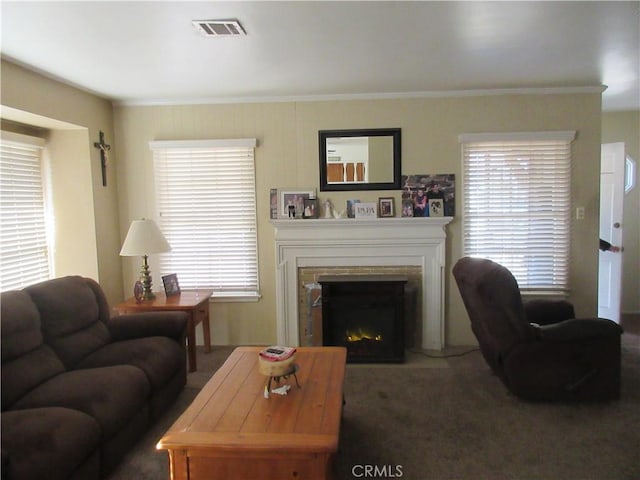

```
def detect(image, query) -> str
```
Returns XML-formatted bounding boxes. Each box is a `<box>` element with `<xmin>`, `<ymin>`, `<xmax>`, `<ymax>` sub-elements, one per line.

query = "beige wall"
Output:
<box><xmin>45</xmin><ymin>129</ymin><xmax>99</xmax><ymax>279</ymax></box>
<box><xmin>115</xmin><ymin>92</ymin><xmax>603</xmax><ymax>346</ymax></box>
<box><xmin>1</xmin><ymin>60</ymin><xmax>123</xmax><ymax>304</ymax></box>
<box><xmin>2</xmin><ymin>58</ymin><xmax>607</xmax><ymax>345</ymax></box>
<box><xmin>602</xmin><ymin>111</ymin><xmax>640</xmax><ymax>314</ymax></box>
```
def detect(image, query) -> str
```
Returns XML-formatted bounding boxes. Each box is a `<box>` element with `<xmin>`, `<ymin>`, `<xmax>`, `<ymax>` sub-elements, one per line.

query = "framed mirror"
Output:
<box><xmin>319</xmin><ymin>128</ymin><xmax>401</xmax><ymax>191</ymax></box>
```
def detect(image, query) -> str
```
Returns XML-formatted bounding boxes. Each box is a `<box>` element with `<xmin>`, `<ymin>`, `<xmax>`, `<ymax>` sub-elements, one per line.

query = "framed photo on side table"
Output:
<box><xmin>378</xmin><ymin>197</ymin><xmax>395</xmax><ymax>217</ymax></box>
<box><xmin>162</xmin><ymin>273</ymin><xmax>181</xmax><ymax>296</ymax></box>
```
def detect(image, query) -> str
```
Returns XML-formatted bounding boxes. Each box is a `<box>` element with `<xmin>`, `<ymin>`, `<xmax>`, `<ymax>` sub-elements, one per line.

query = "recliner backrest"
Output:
<box><xmin>453</xmin><ymin>257</ymin><xmax>536</xmax><ymax>370</ymax></box>
<box><xmin>25</xmin><ymin>276</ymin><xmax>111</xmax><ymax>369</ymax></box>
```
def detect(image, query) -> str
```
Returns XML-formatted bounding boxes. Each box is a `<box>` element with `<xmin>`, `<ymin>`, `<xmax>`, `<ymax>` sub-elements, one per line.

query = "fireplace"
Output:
<box><xmin>271</xmin><ymin>217</ymin><xmax>452</xmax><ymax>351</ymax></box>
<box><xmin>320</xmin><ymin>275</ymin><xmax>407</xmax><ymax>363</ymax></box>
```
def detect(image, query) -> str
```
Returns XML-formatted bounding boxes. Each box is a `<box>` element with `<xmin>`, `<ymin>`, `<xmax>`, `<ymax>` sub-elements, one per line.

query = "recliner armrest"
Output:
<box><xmin>524</xmin><ymin>299</ymin><xmax>575</xmax><ymax>326</ymax></box>
<box><xmin>2</xmin><ymin>445</ymin><xmax>8</xmax><ymax>480</ymax></box>
<box><xmin>107</xmin><ymin>311</ymin><xmax>188</xmax><ymax>344</ymax></box>
<box><xmin>536</xmin><ymin>318</ymin><xmax>623</xmax><ymax>342</ymax></box>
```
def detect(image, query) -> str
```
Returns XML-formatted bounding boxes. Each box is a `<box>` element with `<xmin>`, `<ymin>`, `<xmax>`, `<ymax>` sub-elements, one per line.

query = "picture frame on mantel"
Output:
<box><xmin>279</xmin><ymin>189</ymin><xmax>315</xmax><ymax>219</ymax></box>
<box><xmin>303</xmin><ymin>198</ymin><xmax>319</xmax><ymax>218</ymax></box>
<box><xmin>269</xmin><ymin>188</ymin><xmax>279</xmax><ymax>219</ymax></box>
<box><xmin>354</xmin><ymin>202</ymin><xmax>377</xmax><ymax>218</ymax></box>
<box><xmin>378</xmin><ymin>197</ymin><xmax>395</xmax><ymax>217</ymax></box>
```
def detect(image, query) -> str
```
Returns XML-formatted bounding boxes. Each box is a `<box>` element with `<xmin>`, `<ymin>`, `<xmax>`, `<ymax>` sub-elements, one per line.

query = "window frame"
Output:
<box><xmin>459</xmin><ymin>131</ymin><xmax>576</xmax><ymax>295</ymax></box>
<box><xmin>150</xmin><ymin>138</ymin><xmax>260</xmax><ymax>302</ymax></box>
<box><xmin>0</xmin><ymin>130</ymin><xmax>51</xmax><ymax>291</ymax></box>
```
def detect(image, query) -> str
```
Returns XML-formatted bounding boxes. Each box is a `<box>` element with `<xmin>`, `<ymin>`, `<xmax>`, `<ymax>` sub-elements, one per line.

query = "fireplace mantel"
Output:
<box><xmin>271</xmin><ymin>217</ymin><xmax>453</xmax><ymax>350</ymax></box>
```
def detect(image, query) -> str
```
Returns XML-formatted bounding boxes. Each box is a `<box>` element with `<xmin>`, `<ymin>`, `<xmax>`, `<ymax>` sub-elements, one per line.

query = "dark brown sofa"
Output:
<box><xmin>453</xmin><ymin>257</ymin><xmax>623</xmax><ymax>402</ymax></box>
<box><xmin>1</xmin><ymin>276</ymin><xmax>188</xmax><ymax>480</ymax></box>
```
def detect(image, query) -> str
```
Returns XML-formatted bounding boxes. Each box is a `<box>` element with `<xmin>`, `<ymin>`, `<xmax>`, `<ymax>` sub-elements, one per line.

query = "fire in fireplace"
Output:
<box><xmin>346</xmin><ymin>327</ymin><xmax>382</xmax><ymax>343</ymax></box>
<box><xmin>320</xmin><ymin>275</ymin><xmax>407</xmax><ymax>363</ymax></box>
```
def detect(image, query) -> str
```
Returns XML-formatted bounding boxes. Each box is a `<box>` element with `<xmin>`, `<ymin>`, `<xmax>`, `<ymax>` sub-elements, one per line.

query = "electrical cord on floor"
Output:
<box><xmin>408</xmin><ymin>347</ymin><xmax>480</xmax><ymax>358</ymax></box>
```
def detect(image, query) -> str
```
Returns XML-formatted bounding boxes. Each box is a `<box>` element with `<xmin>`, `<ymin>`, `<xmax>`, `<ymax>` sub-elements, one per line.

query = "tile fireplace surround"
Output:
<box><xmin>271</xmin><ymin>217</ymin><xmax>453</xmax><ymax>350</ymax></box>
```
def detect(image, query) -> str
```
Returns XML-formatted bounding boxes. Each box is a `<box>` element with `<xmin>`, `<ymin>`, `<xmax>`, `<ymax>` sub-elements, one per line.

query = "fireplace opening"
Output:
<box><xmin>320</xmin><ymin>275</ymin><xmax>407</xmax><ymax>363</ymax></box>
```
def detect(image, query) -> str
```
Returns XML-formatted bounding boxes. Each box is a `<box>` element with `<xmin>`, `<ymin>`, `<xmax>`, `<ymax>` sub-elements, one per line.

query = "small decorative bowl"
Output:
<box><xmin>258</xmin><ymin>355</ymin><xmax>296</xmax><ymax>377</ymax></box>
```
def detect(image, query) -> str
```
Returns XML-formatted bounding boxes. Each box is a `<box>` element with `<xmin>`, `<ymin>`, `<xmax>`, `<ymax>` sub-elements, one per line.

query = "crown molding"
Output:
<box><xmin>113</xmin><ymin>86</ymin><xmax>607</xmax><ymax>107</ymax></box>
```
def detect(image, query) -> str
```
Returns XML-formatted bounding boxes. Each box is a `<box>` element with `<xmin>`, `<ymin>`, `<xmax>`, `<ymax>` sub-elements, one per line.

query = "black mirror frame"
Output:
<box><xmin>319</xmin><ymin>128</ymin><xmax>402</xmax><ymax>191</ymax></box>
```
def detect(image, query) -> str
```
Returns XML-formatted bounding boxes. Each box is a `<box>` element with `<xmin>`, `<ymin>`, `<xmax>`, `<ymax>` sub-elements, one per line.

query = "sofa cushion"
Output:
<box><xmin>1</xmin><ymin>407</ymin><xmax>101</xmax><ymax>480</ymax></box>
<box><xmin>11</xmin><ymin>365</ymin><xmax>150</xmax><ymax>438</ymax></box>
<box><xmin>2</xmin><ymin>345</ymin><xmax>67</xmax><ymax>411</ymax></box>
<box><xmin>76</xmin><ymin>336</ymin><xmax>185</xmax><ymax>391</ymax></box>
<box><xmin>1</xmin><ymin>290</ymin><xmax>43</xmax><ymax>361</ymax></box>
<box><xmin>25</xmin><ymin>276</ymin><xmax>111</xmax><ymax>368</ymax></box>
<box><xmin>1</xmin><ymin>290</ymin><xmax>66</xmax><ymax>410</ymax></box>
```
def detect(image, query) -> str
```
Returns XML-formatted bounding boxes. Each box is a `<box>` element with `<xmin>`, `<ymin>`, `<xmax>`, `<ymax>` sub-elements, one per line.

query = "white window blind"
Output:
<box><xmin>460</xmin><ymin>131</ymin><xmax>575</xmax><ymax>294</ymax></box>
<box><xmin>151</xmin><ymin>139</ymin><xmax>259</xmax><ymax>299</ymax></box>
<box><xmin>0</xmin><ymin>131</ymin><xmax>50</xmax><ymax>291</ymax></box>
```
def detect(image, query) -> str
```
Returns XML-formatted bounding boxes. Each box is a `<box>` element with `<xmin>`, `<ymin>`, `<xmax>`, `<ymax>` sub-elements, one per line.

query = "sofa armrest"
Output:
<box><xmin>107</xmin><ymin>312</ymin><xmax>188</xmax><ymax>344</ymax></box>
<box><xmin>524</xmin><ymin>299</ymin><xmax>575</xmax><ymax>326</ymax></box>
<box><xmin>535</xmin><ymin>318</ymin><xmax>623</xmax><ymax>342</ymax></box>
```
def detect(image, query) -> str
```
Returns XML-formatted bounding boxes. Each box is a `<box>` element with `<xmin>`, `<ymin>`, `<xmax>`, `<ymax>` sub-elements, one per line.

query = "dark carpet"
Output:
<box><xmin>108</xmin><ymin>332</ymin><xmax>640</xmax><ymax>480</ymax></box>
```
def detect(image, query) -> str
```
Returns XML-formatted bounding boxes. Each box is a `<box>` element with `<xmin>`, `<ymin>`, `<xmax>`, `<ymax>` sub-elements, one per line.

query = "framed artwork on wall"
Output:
<box><xmin>401</xmin><ymin>174</ymin><xmax>455</xmax><ymax>217</ymax></box>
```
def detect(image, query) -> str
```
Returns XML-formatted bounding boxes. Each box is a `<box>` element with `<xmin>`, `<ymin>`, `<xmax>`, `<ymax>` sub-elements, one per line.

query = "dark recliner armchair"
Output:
<box><xmin>453</xmin><ymin>257</ymin><xmax>623</xmax><ymax>401</ymax></box>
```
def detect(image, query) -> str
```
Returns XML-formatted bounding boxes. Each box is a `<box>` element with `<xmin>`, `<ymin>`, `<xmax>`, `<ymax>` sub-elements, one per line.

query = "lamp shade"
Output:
<box><xmin>120</xmin><ymin>218</ymin><xmax>171</xmax><ymax>256</ymax></box>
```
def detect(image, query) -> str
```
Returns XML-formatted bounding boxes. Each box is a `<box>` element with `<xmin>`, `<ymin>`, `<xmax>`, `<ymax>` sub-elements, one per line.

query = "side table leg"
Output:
<box><xmin>187</xmin><ymin>314</ymin><xmax>197</xmax><ymax>372</ymax></box>
<box><xmin>203</xmin><ymin>307</ymin><xmax>212</xmax><ymax>353</ymax></box>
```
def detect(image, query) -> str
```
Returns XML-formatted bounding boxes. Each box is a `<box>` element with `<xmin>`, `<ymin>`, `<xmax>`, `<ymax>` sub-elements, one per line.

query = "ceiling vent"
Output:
<box><xmin>192</xmin><ymin>19</ymin><xmax>246</xmax><ymax>36</ymax></box>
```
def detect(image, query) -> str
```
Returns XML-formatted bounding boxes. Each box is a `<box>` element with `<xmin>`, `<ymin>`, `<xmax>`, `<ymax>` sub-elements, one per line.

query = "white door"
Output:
<box><xmin>598</xmin><ymin>143</ymin><xmax>625</xmax><ymax>322</ymax></box>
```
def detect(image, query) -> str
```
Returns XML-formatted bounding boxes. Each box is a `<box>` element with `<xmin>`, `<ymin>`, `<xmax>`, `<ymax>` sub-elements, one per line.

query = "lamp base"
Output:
<box><xmin>140</xmin><ymin>255</ymin><xmax>156</xmax><ymax>300</ymax></box>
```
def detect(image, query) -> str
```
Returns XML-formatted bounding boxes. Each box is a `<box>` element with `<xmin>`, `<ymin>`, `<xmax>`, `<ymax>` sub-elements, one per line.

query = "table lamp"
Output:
<box><xmin>120</xmin><ymin>218</ymin><xmax>171</xmax><ymax>300</ymax></box>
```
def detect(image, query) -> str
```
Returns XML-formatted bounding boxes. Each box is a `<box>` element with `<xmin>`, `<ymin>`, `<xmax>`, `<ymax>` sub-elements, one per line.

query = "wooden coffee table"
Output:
<box><xmin>157</xmin><ymin>346</ymin><xmax>347</xmax><ymax>480</ymax></box>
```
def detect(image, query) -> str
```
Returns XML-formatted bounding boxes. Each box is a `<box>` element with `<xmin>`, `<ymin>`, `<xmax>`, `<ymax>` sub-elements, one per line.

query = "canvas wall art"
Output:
<box><xmin>401</xmin><ymin>174</ymin><xmax>455</xmax><ymax>217</ymax></box>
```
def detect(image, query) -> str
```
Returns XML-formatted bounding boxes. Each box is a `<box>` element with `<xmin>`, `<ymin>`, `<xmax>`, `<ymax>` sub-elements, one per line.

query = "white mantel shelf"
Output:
<box><xmin>271</xmin><ymin>217</ymin><xmax>453</xmax><ymax>351</ymax></box>
<box><xmin>271</xmin><ymin>217</ymin><xmax>452</xmax><ymax>236</ymax></box>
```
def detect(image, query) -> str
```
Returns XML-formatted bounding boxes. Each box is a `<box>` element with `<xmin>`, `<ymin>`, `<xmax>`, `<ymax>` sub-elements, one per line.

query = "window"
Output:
<box><xmin>150</xmin><ymin>139</ymin><xmax>259</xmax><ymax>300</ymax></box>
<box><xmin>0</xmin><ymin>131</ymin><xmax>50</xmax><ymax>291</ymax></box>
<box><xmin>459</xmin><ymin>131</ymin><xmax>575</xmax><ymax>294</ymax></box>
<box><xmin>625</xmin><ymin>155</ymin><xmax>636</xmax><ymax>193</ymax></box>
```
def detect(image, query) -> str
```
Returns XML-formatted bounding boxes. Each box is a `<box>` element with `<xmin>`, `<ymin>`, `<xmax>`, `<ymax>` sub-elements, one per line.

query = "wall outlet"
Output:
<box><xmin>576</xmin><ymin>207</ymin><xmax>585</xmax><ymax>220</ymax></box>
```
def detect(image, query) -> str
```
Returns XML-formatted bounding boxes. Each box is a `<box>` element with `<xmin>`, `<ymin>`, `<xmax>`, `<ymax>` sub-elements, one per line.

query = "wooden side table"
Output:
<box><xmin>114</xmin><ymin>290</ymin><xmax>212</xmax><ymax>372</ymax></box>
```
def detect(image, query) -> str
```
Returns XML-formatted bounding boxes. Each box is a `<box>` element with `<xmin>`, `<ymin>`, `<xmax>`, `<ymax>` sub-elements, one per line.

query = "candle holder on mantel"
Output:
<box><xmin>119</xmin><ymin>218</ymin><xmax>171</xmax><ymax>300</ymax></box>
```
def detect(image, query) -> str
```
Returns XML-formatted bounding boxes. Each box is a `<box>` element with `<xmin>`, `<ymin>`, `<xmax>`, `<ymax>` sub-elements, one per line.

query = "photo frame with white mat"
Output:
<box><xmin>279</xmin><ymin>189</ymin><xmax>315</xmax><ymax>218</ymax></box>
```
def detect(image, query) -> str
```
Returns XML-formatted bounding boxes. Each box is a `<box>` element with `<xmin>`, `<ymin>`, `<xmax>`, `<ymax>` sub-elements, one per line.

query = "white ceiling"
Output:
<box><xmin>2</xmin><ymin>1</ymin><xmax>639</xmax><ymax>111</ymax></box>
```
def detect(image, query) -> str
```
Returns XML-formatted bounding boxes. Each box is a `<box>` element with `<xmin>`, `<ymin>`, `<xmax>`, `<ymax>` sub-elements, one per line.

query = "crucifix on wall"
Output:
<box><xmin>93</xmin><ymin>130</ymin><xmax>111</xmax><ymax>187</ymax></box>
